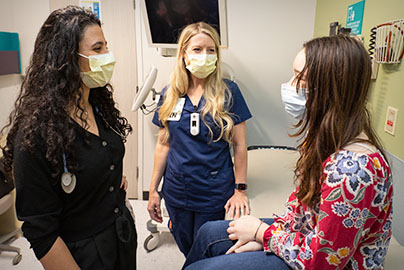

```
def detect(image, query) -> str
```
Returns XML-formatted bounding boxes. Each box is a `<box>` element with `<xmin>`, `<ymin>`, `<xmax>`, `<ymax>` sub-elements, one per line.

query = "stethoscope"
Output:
<box><xmin>60</xmin><ymin>106</ymin><xmax>126</xmax><ymax>194</ymax></box>
<box><xmin>95</xmin><ymin>106</ymin><xmax>126</xmax><ymax>141</ymax></box>
<box><xmin>61</xmin><ymin>153</ymin><xmax>76</xmax><ymax>194</ymax></box>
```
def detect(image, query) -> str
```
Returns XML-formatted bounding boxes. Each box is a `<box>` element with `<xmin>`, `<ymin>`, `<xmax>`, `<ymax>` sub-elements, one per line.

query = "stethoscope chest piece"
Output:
<box><xmin>61</xmin><ymin>171</ymin><xmax>76</xmax><ymax>194</ymax></box>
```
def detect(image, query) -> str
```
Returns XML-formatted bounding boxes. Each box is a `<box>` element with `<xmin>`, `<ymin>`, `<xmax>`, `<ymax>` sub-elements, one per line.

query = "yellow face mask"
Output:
<box><xmin>78</xmin><ymin>51</ymin><xmax>116</xmax><ymax>88</ymax></box>
<box><xmin>185</xmin><ymin>51</ymin><xmax>217</xmax><ymax>79</ymax></box>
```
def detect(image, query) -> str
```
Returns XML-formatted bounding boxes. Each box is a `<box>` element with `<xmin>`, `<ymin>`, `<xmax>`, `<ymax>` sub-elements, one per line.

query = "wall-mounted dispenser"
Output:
<box><xmin>375</xmin><ymin>19</ymin><xmax>404</xmax><ymax>64</ymax></box>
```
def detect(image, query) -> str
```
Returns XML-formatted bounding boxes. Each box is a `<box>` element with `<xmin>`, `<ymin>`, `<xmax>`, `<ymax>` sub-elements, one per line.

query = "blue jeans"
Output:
<box><xmin>183</xmin><ymin>219</ymin><xmax>291</xmax><ymax>270</ymax></box>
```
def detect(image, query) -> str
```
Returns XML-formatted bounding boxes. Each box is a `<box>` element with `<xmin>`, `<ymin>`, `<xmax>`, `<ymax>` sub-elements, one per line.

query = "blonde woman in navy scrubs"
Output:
<box><xmin>147</xmin><ymin>22</ymin><xmax>252</xmax><ymax>257</ymax></box>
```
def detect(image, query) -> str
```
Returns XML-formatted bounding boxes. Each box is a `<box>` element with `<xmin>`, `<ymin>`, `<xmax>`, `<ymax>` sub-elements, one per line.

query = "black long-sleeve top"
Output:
<box><xmin>13</xmin><ymin>111</ymin><xmax>126</xmax><ymax>260</ymax></box>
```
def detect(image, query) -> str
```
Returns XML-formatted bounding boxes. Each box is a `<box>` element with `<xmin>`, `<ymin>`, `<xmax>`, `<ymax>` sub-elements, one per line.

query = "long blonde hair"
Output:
<box><xmin>159</xmin><ymin>22</ymin><xmax>234</xmax><ymax>143</ymax></box>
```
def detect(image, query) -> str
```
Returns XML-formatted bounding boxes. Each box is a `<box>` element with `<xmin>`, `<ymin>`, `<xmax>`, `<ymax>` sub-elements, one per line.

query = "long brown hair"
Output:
<box><xmin>293</xmin><ymin>35</ymin><xmax>384</xmax><ymax>208</ymax></box>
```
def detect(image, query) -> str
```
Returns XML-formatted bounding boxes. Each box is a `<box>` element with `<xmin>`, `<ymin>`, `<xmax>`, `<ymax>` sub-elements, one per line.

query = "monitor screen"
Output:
<box><xmin>142</xmin><ymin>0</ymin><xmax>227</xmax><ymax>48</ymax></box>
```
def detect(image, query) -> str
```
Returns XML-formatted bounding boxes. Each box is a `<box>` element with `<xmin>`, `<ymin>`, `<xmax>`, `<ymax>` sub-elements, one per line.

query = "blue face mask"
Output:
<box><xmin>281</xmin><ymin>83</ymin><xmax>307</xmax><ymax>120</ymax></box>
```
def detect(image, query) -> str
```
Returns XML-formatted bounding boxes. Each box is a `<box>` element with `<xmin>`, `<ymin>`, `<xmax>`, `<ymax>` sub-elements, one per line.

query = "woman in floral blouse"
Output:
<box><xmin>182</xmin><ymin>35</ymin><xmax>393</xmax><ymax>270</ymax></box>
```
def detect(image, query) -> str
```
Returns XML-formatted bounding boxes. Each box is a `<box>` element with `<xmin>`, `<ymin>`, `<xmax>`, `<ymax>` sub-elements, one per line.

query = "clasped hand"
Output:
<box><xmin>225</xmin><ymin>215</ymin><xmax>264</xmax><ymax>254</ymax></box>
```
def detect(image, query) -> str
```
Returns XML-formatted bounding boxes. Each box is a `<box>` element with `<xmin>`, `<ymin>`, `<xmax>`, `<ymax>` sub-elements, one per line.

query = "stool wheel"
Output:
<box><xmin>144</xmin><ymin>233</ymin><xmax>160</xmax><ymax>252</ymax></box>
<box><xmin>13</xmin><ymin>254</ymin><xmax>22</xmax><ymax>265</ymax></box>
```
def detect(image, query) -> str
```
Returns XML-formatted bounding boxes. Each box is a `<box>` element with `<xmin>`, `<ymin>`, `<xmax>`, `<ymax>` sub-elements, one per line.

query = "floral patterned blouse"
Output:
<box><xmin>263</xmin><ymin>149</ymin><xmax>393</xmax><ymax>270</ymax></box>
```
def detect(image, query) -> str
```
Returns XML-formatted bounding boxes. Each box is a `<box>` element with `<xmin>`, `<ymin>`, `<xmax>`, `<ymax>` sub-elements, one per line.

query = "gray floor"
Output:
<box><xmin>0</xmin><ymin>200</ymin><xmax>184</xmax><ymax>270</ymax></box>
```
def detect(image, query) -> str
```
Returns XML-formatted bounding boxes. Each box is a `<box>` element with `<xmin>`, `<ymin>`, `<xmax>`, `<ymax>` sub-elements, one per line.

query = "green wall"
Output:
<box><xmin>314</xmin><ymin>0</ymin><xmax>404</xmax><ymax>160</ymax></box>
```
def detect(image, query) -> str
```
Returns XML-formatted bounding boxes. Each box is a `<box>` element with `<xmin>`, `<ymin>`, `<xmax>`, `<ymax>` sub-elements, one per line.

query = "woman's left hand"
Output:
<box><xmin>225</xmin><ymin>215</ymin><xmax>264</xmax><ymax>254</ymax></box>
<box><xmin>120</xmin><ymin>175</ymin><xmax>128</xmax><ymax>191</ymax></box>
<box><xmin>224</xmin><ymin>190</ymin><xmax>250</xmax><ymax>219</ymax></box>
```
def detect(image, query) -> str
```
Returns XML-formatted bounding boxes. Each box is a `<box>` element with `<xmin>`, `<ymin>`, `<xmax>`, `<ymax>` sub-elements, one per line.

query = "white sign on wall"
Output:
<box><xmin>80</xmin><ymin>0</ymin><xmax>102</xmax><ymax>21</ymax></box>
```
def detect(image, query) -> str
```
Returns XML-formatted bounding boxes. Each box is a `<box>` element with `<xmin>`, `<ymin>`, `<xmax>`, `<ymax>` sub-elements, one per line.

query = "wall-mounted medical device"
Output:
<box><xmin>131</xmin><ymin>65</ymin><xmax>159</xmax><ymax>113</ymax></box>
<box><xmin>368</xmin><ymin>26</ymin><xmax>379</xmax><ymax>80</ymax></box>
<box><xmin>329</xmin><ymin>22</ymin><xmax>351</xmax><ymax>36</ymax></box>
<box><xmin>140</xmin><ymin>0</ymin><xmax>228</xmax><ymax>51</ymax></box>
<box><xmin>374</xmin><ymin>19</ymin><xmax>404</xmax><ymax>64</ymax></box>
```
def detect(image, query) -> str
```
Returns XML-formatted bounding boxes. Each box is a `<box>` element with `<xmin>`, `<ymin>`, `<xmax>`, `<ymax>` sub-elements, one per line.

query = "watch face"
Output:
<box><xmin>235</xmin><ymin>183</ymin><xmax>247</xmax><ymax>190</ymax></box>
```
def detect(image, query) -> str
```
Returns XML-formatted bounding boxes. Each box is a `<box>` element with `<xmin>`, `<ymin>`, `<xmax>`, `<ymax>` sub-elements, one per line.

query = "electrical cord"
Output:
<box><xmin>369</xmin><ymin>26</ymin><xmax>376</xmax><ymax>59</ymax></box>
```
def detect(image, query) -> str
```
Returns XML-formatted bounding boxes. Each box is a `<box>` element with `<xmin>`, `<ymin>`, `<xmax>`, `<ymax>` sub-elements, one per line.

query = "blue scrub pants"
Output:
<box><xmin>165</xmin><ymin>203</ymin><xmax>226</xmax><ymax>257</ymax></box>
<box><xmin>183</xmin><ymin>220</ymin><xmax>291</xmax><ymax>270</ymax></box>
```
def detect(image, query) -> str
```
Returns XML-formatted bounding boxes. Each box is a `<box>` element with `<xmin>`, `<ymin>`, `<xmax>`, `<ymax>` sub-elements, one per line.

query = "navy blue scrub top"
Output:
<box><xmin>152</xmin><ymin>79</ymin><xmax>252</xmax><ymax>212</ymax></box>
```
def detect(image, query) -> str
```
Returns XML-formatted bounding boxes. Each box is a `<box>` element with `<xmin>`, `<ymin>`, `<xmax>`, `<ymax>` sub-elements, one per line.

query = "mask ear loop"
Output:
<box><xmin>77</xmin><ymin>53</ymin><xmax>89</xmax><ymax>59</ymax></box>
<box><xmin>183</xmin><ymin>50</ymin><xmax>190</xmax><ymax>66</ymax></box>
<box><xmin>61</xmin><ymin>153</ymin><xmax>76</xmax><ymax>194</ymax></box>
<box><xmin>77</xmin><ymin>53</ymin><xmax>92</xmax><ymax>73</ymax></box>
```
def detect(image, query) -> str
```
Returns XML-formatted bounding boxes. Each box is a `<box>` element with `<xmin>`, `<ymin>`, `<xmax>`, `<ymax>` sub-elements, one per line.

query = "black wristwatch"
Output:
<box><xmin>234</xmin><ymin>183</ymin><xmax>247</xmax><ymax>191</ymax></box>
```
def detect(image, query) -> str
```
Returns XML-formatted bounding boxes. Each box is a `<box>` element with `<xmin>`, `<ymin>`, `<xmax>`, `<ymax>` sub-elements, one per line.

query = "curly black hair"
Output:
<box><xmin>1</xmin><ymin>6</ymin><xmax>132</xmax><ymax>175</ymax></box>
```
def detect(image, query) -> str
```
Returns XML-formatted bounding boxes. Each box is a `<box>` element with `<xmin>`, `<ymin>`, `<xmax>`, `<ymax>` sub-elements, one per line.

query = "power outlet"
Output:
<box><xmin>384</xmin><ymin>106</ymin><xmax>399</xmax><ymax>135</ymax></box>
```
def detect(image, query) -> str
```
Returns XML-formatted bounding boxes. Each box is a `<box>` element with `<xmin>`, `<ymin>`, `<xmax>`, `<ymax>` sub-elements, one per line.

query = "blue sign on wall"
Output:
<box><xmin>92</xmin><ymin>2</ymin><xmax>100</xmax><ymax>19</ymax></box>
<box><xmin>80</xmin><ymin>1</ymin><xmax>101</xmax><ymax>20</ymax></box>
<box><xmin>346</xmin><ymin>0</ymin><xmax>365</xmax><ymax>35</ymax></box>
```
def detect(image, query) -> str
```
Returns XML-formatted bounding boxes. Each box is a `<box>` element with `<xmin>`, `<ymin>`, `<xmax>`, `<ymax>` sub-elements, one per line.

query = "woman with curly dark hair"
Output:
<box><xmin>1</xmin><ymin>6</ymin><xmax>136</xmax><ymax>270</ymax></box>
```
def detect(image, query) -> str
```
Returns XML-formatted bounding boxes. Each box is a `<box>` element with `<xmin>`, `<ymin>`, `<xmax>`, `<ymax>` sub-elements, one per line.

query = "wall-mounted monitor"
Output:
<box><xmin>141</xmin><ymin>0</ymin><xmax>228</xmax><ymax>49</ymax></box>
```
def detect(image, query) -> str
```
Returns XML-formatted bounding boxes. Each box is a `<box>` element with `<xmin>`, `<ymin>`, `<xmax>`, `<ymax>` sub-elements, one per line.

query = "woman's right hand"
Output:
<box><xmin>147</xmin><ymin>190</ymin><xmax>163</xmax><ymax>223</ymax></box>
